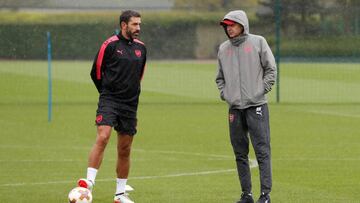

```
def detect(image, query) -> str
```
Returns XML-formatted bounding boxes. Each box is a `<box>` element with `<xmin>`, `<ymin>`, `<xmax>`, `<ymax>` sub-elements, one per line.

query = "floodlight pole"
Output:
<box><xmin>275</xmin><ymin>0</ymin><xmax>281</xmax><ymax>103</ymax></box>
<box><xmin>47</xmin><ymin>31</ymin><xmax>52</xmax><ymax>122</ymax></box>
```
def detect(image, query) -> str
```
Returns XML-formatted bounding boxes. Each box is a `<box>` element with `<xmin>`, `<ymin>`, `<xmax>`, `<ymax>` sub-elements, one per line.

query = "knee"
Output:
<box><xmin>95</xmin><ymin>129</ymin><xmax>111</xmax><ymax>148</ymax></box>
<box><xmin>118</xmin><ymin>144</ymin><xmax>131</xmax><ymax>159</ymax></box>
<box><xmin>96</xmin><ymin>134</ymin><xmax>110</xmax><ymax>146</ymax></box>
<box><xmin>232</xmin><ymin>147</ymin><xmax>249</xmax><ymax>160</ymax></box>
<box><xmin>255</xmin><ymin>150</ymin><xmax>270</xmax><ymax>162</ymax></box>
<box><xmin>234</xmin><ymin>153</ymin><xmax>249</xmax><ymax>162</ymax></box>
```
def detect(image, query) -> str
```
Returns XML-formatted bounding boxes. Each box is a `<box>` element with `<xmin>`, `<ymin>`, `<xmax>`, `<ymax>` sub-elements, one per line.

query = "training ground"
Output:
<box><xmin>0</xmin><ymin>60</ymin><xmax>359</xmax><ymax>202</ymax></box>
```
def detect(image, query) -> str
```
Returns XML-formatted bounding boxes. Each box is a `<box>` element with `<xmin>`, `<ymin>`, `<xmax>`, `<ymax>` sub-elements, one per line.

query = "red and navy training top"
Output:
<box><xmin>90</xmin><ymin>34</ymin><xmax>147</xmax><ymax>111</ymax></box>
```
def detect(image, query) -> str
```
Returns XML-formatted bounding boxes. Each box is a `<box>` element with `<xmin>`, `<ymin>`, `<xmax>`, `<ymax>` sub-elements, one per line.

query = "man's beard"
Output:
<box><xmin>126</xmin><ymin>29</ymin><xmax>140</xmax><ymax>39</ymax></box>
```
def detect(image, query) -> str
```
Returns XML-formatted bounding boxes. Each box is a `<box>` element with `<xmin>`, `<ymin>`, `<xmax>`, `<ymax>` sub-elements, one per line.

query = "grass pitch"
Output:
<box><xmin>0</xmin><ymin>60</ymin><xmax>359</xmax><ymax>202</ymax></box>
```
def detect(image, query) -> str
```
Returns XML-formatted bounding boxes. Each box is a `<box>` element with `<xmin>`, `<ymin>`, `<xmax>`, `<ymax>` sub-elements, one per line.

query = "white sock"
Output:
<box><xmin>87</xmin><ymin>167</ymin><xmax>98</xmax><ymax>185</ymax></box>
<box><xmin>115</xmin><ymin>178</ymin><xmax>127</xmax><ymax>194</ymax></box>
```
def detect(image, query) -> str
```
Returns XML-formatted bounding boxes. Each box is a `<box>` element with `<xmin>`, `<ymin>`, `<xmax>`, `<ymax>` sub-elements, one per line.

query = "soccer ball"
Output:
<box><xmin>68</xmin><ymin>187</ymin><xmax>93</xmax><ymax>203</ymax></box>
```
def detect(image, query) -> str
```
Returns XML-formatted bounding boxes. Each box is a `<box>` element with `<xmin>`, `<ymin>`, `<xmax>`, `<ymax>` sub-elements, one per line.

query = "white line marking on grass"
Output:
<box><xmin>274</xmin><ymin>157</ymin><xmax>360</xmax><ymax>161</ymax></box>
<box><xmin>0</xmin><ymin>159</ymin><xmax>81</xmax><ymax>163</ymax></box>
<box><xmin>100</xmin><ymin>169</ymin><xmax>238</xmax><ymax>182</ymax></box>
<box><xmin>306</xmin><ymin>110</ymin><xmax>360</xmax><ymax>118</ymax></box>
<box><xmin>133</xmin><ymin>149</ymin><xmax>233</xmax><ymax>159</ymax></box>
<box><xmin>0</xmin><ymin>180</ymin><xmax>75</xmax><ymax>187</ymax></box>
<box><xmin>0</xmin><ymin>159</ymin><xmax>258</xmax><ymax>188</ymax></box>
<box><xmin>0</xmin><ymin>148</ymin><xmax>258</xmax><ymax>165</ymax></box>
<box><xmin>0</xmin><ymin>145</ymin><xmax>90</xmax><ymax>150</ymax></box>
<box><xmin>0</xmin><ymin>147</ymin><xmax>258</xmax><ymax>188</ymax></box>
<box><xmin>0</xmin><ymin>168</ymin><xmax>237</xmax><ymax>187</ymax></box>
<box><xmin>0</xmin><ymin>146</ymin><xmax>235</xmax><ymax>160</ymax></box>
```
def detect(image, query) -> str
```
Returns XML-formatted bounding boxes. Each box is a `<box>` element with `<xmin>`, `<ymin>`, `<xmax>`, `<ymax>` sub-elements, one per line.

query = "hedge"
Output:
<box><xmin>0</xmin><ymin>11</ymin><xmax>359</xmax><ymax>59</ymax></box>
<box><xmin>279</xmin><ymin>36</ymin><xmax>360</xmax><ymax>58</ymax></box>
<box><xmin>0</xmin><ymin>22</ymin><xmax>199</xmax><ymax>59</ymax></box>
<box><xmin>0</xmin><ymin>11</ymin><xmax>225</xmax><ymax>59</ymax></box>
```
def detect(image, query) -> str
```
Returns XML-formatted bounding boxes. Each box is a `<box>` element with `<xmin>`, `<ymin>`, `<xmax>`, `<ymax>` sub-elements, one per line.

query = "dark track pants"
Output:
<box><xmin>229</xmin><ymin>104</ymin><xmax>272</xmax><ymax>194</ymax></box>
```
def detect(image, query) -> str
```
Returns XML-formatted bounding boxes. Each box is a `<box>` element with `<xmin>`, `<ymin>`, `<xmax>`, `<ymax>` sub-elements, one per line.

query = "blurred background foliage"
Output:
<box><xmin>0</xmin><ymin>0</ymin><xmax>359</xmax><ymax>60</ymax></box>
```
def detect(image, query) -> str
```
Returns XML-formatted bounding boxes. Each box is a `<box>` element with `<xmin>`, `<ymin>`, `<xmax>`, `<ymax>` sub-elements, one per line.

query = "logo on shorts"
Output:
<box><xmin>229</xmin><ymin>114</ymin><xmax>235</xmax><ymax>123</ymax></box>
<box><xmin>135</xmin><ymin>50</ymin><xmax>142</xmax><ymax>57</ymax></box>
<box><xmin>96</xmin><ymin>115</ymin><xmax>103</xmax><ymax>123</ymax></box>
<box><xmin>256</xmin><ymin>107</ymin><xmax>262</xmax><ymax>116</ymax></box>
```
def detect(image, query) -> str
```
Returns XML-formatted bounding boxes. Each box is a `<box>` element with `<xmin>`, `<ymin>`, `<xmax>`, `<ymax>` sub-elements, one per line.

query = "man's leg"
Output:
<box><xmin>113</xmin><ymin>114</ymin><xmax>136</xmax><ymax>203</ymax></box>
<box><xmin>246</xmin><ymin>104</ymin><xmax>272</xmax><ymax>194</ymax></box>
<box><xmin>116</xmin><ymin>133</ymin><xmax>134</xmax><ymax>179</ymax></box>
<box><xmin>88</xmin><ymin>125</ymin><xmax>113</xmax><ymax>169</ymax></box>
<box><xmin>229</xmin><ymin>108</ymin><xmax>252</xmax><ymax>194</ymax></box>
<box><xmin>114</xmin><ymin>133</ymin><xmax>134</xmax><ymax>197</ymax></box>
<box><xmin>78</xmin><ymin>125</ymin><xmax>112</xmax><ymax>189</ymax></box>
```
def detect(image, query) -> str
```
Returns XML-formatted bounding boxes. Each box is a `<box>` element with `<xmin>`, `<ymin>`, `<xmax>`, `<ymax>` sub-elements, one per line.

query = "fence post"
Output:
<box><xmin>47</xmin><ymin>31</ymin><xmax>52</xmax><ymax>122</ymax></box>
<box><xmin>275</xmin><ymin>0</ymin><xmax>281</xmax><ymax>103</ymax></box>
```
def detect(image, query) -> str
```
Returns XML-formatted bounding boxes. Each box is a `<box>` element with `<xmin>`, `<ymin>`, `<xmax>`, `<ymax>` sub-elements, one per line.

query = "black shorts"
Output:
<box><xmin>95</xmin><ymin>99</ymin><xmax>137</xmax><ymax>136</ymax></box>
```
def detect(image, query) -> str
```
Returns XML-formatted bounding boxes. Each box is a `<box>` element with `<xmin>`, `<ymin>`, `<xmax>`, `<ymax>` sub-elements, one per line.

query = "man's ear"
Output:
<box><xmin>120</xmin><ymin>21</ymin><xmax>127</xmax><ymax>30</ymax></box>
<box><xmin>240</xmin><ymin>24</ymin><xmax>245</xmax><ymax>34</ymax></box>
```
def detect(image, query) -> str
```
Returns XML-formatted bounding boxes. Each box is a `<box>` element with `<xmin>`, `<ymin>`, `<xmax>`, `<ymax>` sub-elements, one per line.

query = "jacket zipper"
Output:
<box><xmin>236</xmin><ymin>45</ymin><xmax>242</xmax><ymax>107</ymax></box>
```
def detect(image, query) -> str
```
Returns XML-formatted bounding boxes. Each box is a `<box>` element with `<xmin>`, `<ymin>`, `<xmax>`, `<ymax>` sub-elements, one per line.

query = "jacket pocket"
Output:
<box><xmin>223</xmin><ymin>88</ymin><xmax>231</xmax><ymax>105</ymax></box>
<box><xmin>250</xmin><ymin>82</ymin><xmax>265</xmax><ymax>103</ymax></box>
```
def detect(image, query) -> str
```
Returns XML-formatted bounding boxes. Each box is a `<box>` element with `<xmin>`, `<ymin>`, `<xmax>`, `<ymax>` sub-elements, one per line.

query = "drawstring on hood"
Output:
<box><xmin>220</xmin><ymin>10</ymin><xmax>249</xmax><ymax>46</ymax></box>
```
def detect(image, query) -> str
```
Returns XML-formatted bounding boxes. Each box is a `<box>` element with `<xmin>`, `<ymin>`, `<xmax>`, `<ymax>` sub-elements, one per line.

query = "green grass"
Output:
<box><xmin>0</xmin><ymin>60</ymin><xmax>359</xmax><ymax>202</ymax></box>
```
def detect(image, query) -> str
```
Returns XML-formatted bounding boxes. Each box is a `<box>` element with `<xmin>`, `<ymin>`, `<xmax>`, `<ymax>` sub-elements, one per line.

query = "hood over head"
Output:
<box><xmin>220</xmin><ymin>10</ymin><xmax>249</xmax><ymax>46</ymax></box>
<box><xmin>220</xmin><ymin>10</ymin><xmax>249</xmax><ymax>35</ymax></box>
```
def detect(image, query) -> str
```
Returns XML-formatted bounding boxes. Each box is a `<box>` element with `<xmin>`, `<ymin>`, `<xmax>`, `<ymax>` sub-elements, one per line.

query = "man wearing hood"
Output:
<box><xmin>216</xmin><ymin>10</ymin><xmax>276</xmax><ymax>203</ymax></box>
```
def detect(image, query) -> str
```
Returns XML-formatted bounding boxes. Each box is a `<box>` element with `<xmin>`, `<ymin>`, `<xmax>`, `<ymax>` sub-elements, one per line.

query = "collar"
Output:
<box><xmin>230</xmin><ymin>34</ymin><xmax>247</xmax><ymax>46</ymax></box>
<box><xmin>118</xmin><ymin>34</ymin><xmax>134</xmax><ymax>45</ymax></box>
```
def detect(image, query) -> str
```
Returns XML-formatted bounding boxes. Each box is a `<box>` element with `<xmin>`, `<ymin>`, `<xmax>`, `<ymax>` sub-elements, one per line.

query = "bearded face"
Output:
<box><xmin>121</xmin><ymin>17</ymin><xmax>141</xmax><ymax>40</ymax></box>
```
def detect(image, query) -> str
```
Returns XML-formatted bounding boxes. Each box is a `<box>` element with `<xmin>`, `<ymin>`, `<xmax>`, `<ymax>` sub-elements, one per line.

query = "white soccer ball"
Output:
<box><xmin>68</xmin><ymin>187</ymin><xmax>93</xmax><ymax>203</ymax></box>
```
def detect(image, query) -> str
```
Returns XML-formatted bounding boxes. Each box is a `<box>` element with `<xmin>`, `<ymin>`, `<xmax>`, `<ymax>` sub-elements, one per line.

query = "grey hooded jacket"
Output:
<box><xmin>216</xmin><ymin>10</ymin><xmax>277</xmax><ymax>109</ymax></box>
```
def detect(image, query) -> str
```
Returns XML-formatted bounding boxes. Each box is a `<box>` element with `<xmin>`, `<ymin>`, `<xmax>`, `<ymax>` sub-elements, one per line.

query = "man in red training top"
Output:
<box><xmin>77</xmin><ymin>10</ymin><xmax>146</xmax><ymax>203</ymax></box>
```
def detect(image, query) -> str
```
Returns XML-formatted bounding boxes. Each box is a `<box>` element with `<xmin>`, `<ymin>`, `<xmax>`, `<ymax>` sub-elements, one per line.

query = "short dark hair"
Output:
<box><xmin>119</xmin><ymin>10</ymin><xmax>141</xmax><ymax>24</ymax></box>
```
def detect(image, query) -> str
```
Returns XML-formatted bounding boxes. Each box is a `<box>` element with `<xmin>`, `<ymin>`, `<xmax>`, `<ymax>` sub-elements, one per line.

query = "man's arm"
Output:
<box><xmin>90</xmin><ymin>36</ymin><xmax>119</xmax><ymax>93</ymax></box>
<box><xmin>260</xmin><ymin>37</ymin><xmax>277</xmax><ymax>93</ymax></box>
<box><xmin>140</xmin><ymin>47</ymin><xmax>147</xmax><ymax>81</ymax></box>
<box><xmin>215</xmin><ymin>58</ymin><xmax>226</xmax><ymax>100</ymax></box>
<box><xmin>90</xmin><ymin>52</ymin><xmax>103</xmax><ymax>93</ymax></box>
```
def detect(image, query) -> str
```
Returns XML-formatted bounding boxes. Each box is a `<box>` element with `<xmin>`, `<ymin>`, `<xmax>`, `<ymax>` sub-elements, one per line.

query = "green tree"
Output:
<box><xmin>174</xmin><ymin>0</ymin><xmax>257</xmax><ymax>11</ymax></box>
<box><xmin>257</xmin><ymin>0</ymin><xmax>322</xmax><ymax>34</ymax></box>
<box><xmin>0</xmin><ymin>0</ymin><xmax>50</xmax><ymax>10</ymax></box>
<box><xmin>335</xmin><ymin>0</ymin><xmax>360</xmax><ymax>34</ymax></box>
<box><xmin>174</xmin><ymin>0</ymin><xmax>221</xmax><ymax>11</ymax></box>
